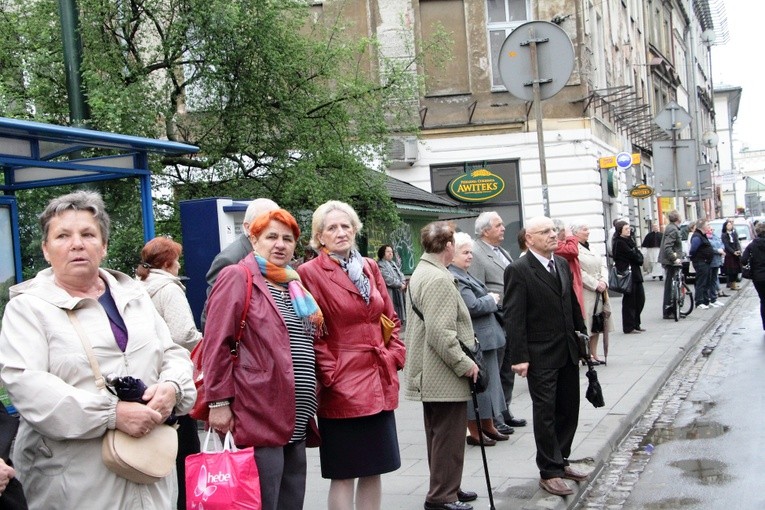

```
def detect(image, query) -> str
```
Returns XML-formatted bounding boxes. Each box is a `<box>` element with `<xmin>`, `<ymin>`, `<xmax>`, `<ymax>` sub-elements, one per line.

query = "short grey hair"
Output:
<box><xmin>568</xmin><ymin>221</ymin><xmax>588</xmax><ymax>235</ymax></box>
<box><xmin>453</xmin><ymin>232</ymin><xmax>473</xmax><ymax>251</ymax></box>
<box><xmin>39</xmin><ymin>190</ymin><xmax>110</xmax><ymax>244</ymax></box>
<box><xmin>310</xmin><ymin>200</ymin><xmax>363</xmax><ymax>250</ymax></box>
<box><xmin>668</xmin><ymin>210</ymin><xmax>681</xmax><ymax>223</ymax></box>
<box><xmin>474</xmin><ymin>211</ymin><xmax>500</xmax><ymax>236</ymax></box>
<box><xmin>695</xmin><ymin>218</ymin><xmax>708</xmax><ymax>231</ymax></box>
<box><xmin>552</xmin><ymin>218</ymin><xmax>565</xmax><ymax>232</ymax></box>
<box><xmin>244</xmin><ymin>198</ymin><xmax>279</xmax><ymax>224</ymax></box>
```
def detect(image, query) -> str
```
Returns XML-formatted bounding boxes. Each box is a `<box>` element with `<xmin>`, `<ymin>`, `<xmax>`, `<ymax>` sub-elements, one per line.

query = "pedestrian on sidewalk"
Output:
<box><xmin>504</xmin><ymin>216</ymin><xmax>590</xmax><ymax>498</ymax></box>
<box><xmin>449</xmin><ymin>233</ymin><xmax>508</xmax><ymax>447</ymax></box>
<box><xmin>722</xmin><ymin>219</ymin><xmax>742</xmax><ymax>290</ymax></box>
<box><xmin>405</xmin><ymin>221</ymin><xmax>480</xmax><ymax>510</ymax></box>
<box><xmin>659</xmin><ymin>211</ymin><xmax>684</xmax><ymax>318</ymax></box>
<box><xmin>298</xmin><ymin>201</ymin><xmax>406</xmax><ymax>510</ymax></box>
<box><xmin>690</xmin><ymin>219</ymin><xmax>716</xmax><ymax>310</ymax></box>
<box><xmin>571</xmin><ymin>222</ymin><xmax>613</xmax><ymax>365</ymax></box>
<box><xmin>469</xmin><ymin>212</ymin><xmax>526</xmax><ymax>435</ymax></box>
<box><xmin>613</xmin><ymin>221</ymin><xmax>646</xmax><ymax>333</ymax></box>
<box><xmin>741</xmin><ymin>221</ymin><xmax>765</xmax><ymax>329</ymax></box>
<box><xmin>708</xmin><ymin>226</ymin><xmax>726</xmax><ymax>306</ymax></box>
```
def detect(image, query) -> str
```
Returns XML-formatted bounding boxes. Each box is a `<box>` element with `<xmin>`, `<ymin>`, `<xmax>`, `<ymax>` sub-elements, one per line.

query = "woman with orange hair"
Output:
<box><xmin>136</xmin><ymin>236</ymin><xmax>202</xmax><ymax>510</ymax></box>
<box><xmin>203</xmin><ymin>209</ymin><xmax>323</xmax><ymax>510</ymax></box>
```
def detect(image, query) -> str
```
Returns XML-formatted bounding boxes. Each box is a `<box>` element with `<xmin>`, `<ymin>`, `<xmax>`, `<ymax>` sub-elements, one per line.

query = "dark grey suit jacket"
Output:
<box><xmin>469</xmin><ymin>239</ymin><xmax>513</xmax><ymax>300</ymax></box>
<box><xmin>201</xmin><ymin>233</ymin><xmax>253</xmax><ymax>329</ymax></box>
<box><xmin>503</xmin><ymin>253</ymin><xmax>586</xmax><ymax>369</ymax></box>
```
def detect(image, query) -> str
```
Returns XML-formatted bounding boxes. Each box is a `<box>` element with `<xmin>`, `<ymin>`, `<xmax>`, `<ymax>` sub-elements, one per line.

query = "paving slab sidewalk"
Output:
<box><xmin>303</xmin><ymin>277</ymin><xmax>743</xmax><ymax>510</ymax></box>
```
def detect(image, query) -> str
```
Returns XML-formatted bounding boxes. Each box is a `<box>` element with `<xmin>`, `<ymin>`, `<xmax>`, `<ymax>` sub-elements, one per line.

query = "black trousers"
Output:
<box><xmin>526</xmin><ymin>361</ymin><xmax>580</xmax><ymax>479</ymax></box>
<box><xmin>175</xmin><ymin>415</ymin><xmax>201</xmax><ymax>509</ymax></box>
<box><xmin>621</xmin><ymin>280</ymin><xmax>645</xmax><ymax>332</ymax></box>
<box><xmin>755</xmin><ymin>281</ymin><xmax>765</xmax><ymax>330</ymax></box>
<box><xmin>662</xmin><ymin>264</ymin><xmax>680</xmax><ymax>312</ymax></box>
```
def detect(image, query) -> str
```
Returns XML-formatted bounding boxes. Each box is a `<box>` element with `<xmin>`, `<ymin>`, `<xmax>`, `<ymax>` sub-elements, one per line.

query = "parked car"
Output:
<box><xmin>682</xmin><ymin>217</ymin><xmax>754</xmax><ymax>283</ymax></box>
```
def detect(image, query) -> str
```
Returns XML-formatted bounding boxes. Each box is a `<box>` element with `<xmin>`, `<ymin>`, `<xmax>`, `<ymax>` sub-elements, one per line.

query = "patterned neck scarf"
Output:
<box><xmin>253</xmin><ymin>253</ymin><xmax>324</xmax><ymax>334</ymax></box>
<box><xmin>324</xmin><ymin>248</ymin><xmax>370</xmax><ymax>304</ymax></box>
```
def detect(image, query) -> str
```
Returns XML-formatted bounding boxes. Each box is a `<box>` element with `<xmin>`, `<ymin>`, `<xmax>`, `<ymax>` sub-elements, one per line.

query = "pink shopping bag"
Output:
<box><xmin>186</xmin><ymin>431</ymin><xmax>261</xmax><ymax>510</ymax></box>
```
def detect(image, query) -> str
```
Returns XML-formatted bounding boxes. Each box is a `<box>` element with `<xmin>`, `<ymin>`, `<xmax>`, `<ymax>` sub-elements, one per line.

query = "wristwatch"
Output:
<box><xmin>168</xmin><ymin>380</ymin><xmax>183</xmax><ymax>406</ymax></box>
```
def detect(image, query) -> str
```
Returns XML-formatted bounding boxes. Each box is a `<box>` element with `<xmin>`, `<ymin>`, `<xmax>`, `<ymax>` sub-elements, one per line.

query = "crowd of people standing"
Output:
<box><xmin>0</xmin><ymin>189</ymin><xmax>753</xmax><ymax>510</ymax></box>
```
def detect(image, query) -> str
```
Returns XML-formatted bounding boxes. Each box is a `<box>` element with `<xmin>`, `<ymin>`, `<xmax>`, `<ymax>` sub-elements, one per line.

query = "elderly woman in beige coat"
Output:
<box><xmin>0</xmin><ymin>191</ymin><xmax>195</xmax><ymax>510</ymax></box>
<box><xmin>405</xmin><ymin>221</ymin><xmax>480</xmax><ymax>510</ymax></box>
<box><xmin>571</xmin><ymin>222</ymin><xmax>613</xmax><ymax>365</ymax></box>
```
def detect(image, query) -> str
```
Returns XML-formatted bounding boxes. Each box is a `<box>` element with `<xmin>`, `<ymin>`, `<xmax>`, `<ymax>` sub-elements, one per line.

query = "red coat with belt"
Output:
<box><xmin>297</xmin><ymin>252</ymin><xmax>406</xmax><ymax>419</ymax></box>
<box><xmin>203</xmin><ymin>255</ymin><xmax>297</xmax><ymax>447</ymax></box>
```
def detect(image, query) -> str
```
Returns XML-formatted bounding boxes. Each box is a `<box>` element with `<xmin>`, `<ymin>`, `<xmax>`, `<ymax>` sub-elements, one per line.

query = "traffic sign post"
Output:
<box><xmin>498</xmin><ymin>22</ymin><xmax>574</xmax><ymax>218</ymax></box>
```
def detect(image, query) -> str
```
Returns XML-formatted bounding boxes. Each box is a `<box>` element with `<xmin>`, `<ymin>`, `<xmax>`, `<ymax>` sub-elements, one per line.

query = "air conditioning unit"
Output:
<box><xmin>388</xmin><ymin>137</ymin><xmax>418</xmax><ymax>168</ymax></box>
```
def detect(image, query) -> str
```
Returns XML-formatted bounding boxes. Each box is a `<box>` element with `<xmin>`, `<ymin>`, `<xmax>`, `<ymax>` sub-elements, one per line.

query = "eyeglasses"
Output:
<box><xmin>528</xmin><ymin>227</ymin><xmax>557</xmax><ymax>236</ymax></box>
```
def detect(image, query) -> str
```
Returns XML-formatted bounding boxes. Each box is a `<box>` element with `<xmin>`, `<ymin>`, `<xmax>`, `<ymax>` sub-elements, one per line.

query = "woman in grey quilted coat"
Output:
<box><xmin>405</xmin><ymin>221</ymin><xmax>479</xmax><ymax>510</ymax></box>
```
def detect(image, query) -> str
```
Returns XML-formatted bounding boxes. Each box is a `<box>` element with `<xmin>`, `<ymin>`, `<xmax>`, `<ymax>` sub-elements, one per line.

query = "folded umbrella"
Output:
<box><xmin>578</xmin><ymin>334</ymin><xmax>605</xmax><ymax>408</ymax></box>
<box><xmin>106</xmin><ymin>374</ymin><xmax>178</xmax><ymax>425</ymax></box>
<box><xmin>585</xmin><ymin>366</ymin><xmax>605</xmax><ymax>408</ymax></box>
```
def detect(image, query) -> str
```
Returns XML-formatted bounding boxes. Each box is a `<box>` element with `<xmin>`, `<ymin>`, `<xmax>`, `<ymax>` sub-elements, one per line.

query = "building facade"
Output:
<box><xmin>319</xmin><ymin>0</ymin><xmax>724</xmax><ymax>254</ymax></box>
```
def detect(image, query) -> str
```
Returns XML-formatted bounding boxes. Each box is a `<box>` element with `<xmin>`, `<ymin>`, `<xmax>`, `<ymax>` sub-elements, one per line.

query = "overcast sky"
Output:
<box><xmin>712</xmin><ymin>0</ymin><xmax>760</xmax><ymax>150</ymax></box>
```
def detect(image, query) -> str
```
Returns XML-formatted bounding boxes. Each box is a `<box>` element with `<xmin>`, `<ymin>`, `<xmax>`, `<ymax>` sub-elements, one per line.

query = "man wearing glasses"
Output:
<box><xmin>503</xmin><ymin>216</ymin><xmax>589</xmax><ymax>497</ymax></box>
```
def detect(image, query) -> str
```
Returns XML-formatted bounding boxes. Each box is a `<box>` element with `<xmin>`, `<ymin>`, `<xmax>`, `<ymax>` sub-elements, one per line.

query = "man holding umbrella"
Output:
<box><xmin>503</xmin><ymin>217</ymin><xmax>590</xmax><ymax>497</ymax></box>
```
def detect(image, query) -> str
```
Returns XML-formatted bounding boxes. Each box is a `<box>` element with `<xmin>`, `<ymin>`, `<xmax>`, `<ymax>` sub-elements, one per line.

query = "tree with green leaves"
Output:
<box><xmin>0</xmin><ymin>0</ymin><xmax>441</xmax><ymax>275</ymax></box>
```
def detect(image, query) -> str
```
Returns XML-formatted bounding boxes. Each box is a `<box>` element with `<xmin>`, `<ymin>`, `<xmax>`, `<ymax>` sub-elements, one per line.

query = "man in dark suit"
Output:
<box><xmin>200</xmin><ymin>197</ymin><xmax>278</xmax><ymax>331</ymax></box>
<box><xmin>504</xmin><ymin>216</ymin><xmax>589</xmax><ymax>497</ymax></box>
<box><xmin>469</xmin><ymin>212</ymin><xmax>526</xmax><ymax>434</ymax></box>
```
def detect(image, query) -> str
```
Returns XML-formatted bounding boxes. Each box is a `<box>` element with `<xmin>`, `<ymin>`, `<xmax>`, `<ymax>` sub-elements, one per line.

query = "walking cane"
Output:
<box><xmin>469</xmin><ymin>380</ymin><xmax>496</xmax><ymax>510</ymax></box>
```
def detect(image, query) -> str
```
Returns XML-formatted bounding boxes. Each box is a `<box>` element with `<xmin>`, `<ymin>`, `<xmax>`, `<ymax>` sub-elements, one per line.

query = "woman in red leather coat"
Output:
<box><xmin>298</xmin><ymin>200</ymin><xmax>406</xmax><ymax>510</ymax></box>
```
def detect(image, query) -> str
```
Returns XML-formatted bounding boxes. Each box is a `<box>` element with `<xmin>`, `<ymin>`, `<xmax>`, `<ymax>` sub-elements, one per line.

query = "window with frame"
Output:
<box><xmin>487</xmin><ymin>0</ymin><xmax>530</xmax><ymax>89</ymax></box>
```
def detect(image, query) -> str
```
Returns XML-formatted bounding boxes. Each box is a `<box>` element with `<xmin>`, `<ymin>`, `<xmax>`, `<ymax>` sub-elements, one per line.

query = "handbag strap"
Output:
<box><xmin>592</xmin><ymin>291</ymin><xmax>601</xmax><ymax>315</ymax></box>
<box><xmin>230</xmin><ymin>264</ymin><xmax>254</xmax><ymax>357</ymax></box>
<box><xmin>67</xmin><ymin>309</ymin><xmax>106</xmax><ymax>391</ymax></box>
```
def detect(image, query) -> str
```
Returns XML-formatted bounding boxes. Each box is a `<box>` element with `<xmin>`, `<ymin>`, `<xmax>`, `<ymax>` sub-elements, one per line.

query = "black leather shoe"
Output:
<box><xmin>506</xmin><ymin>416</ymin><xmax>527</xmax><ymax>427</ymax></box>
<box><xmin>424</xmin><ymin>501</ymin><xmax>473</xmax><ymax>510</ymax></box>
<box><xmin>457</xmin><ymin>489</ymin><xmax>478</xmax><ymax>502</ymax></box>
<box><xmin>495</xmin><ymin>422</ymin><xmax>515</xmax><ymax>435</ymax></box>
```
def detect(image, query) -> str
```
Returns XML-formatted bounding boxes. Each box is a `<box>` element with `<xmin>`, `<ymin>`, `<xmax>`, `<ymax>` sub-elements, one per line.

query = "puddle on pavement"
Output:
<box><xmin>643</xmin><ymin>497</ymin><xmax>702</xmax><ymax>509</ymax></box>
<box><xmin>670</xmin><ymin>458</ymin><xmax>732</xmax><ymax>485</ymax></box>
<box><xmin>638</xmin><ymin>419</ymin><xmax>728</xmax><ymax>449</ymax></box>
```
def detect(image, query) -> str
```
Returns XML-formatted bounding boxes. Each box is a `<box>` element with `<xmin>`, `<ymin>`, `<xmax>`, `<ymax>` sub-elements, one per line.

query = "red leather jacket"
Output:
<box><xmin>298</xmin><ymin>252</ymin><xmax>406</xmax><ymax>419</ymax></box>
<box><xmin>203</xmin><ymin>255</ymin><xmax>297</xmax><ymax>447</ymax></box>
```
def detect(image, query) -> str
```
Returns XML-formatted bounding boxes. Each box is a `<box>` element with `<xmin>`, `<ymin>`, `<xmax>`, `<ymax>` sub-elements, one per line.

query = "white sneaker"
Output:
<box><xmin>697</xmin><ymin>304</ymin><xmax>710</xmax><ymax>310</ymax></box>
<box><xmin>710</xmin><ymin>301</ymin><xmax>724</xmax><ymax>308</ymax></box>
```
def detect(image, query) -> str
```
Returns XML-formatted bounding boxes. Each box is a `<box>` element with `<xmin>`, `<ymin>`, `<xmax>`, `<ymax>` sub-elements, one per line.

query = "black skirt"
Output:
<box><xmin>317</xmin><ymin>410</ymin><xmax>401</xmax><ymax>479</ymax></box>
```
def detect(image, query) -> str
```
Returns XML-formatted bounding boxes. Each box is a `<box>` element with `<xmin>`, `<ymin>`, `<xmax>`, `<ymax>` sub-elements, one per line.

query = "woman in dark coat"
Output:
<box><xmin>689</xmin><ymin>219</ymin><xmax>716</xmax><ymax>309</ymax></box>
<box><xmin>722</xmin><ymin>219</ymin><xmax>742</xmax><ymax>290</ymax></box>
<box><xmin>612</xmin><ymin>221</ymin><xmax>645</xmax><ymax>334</ymax></box>
<box><xmin>742</xmin><ymin>221</ymin><xmax>765</xmax><ymax>329</ymax></box>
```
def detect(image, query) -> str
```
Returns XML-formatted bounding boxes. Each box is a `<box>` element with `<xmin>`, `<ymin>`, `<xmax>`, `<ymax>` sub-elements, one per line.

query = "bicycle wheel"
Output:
<box><xmin>672</xmin><ymin>279</ymin><xmax>680</xmax><ymax>322</ymax></box>
<box><xmin>679</xmin><ymin>283</ymin><xmax>694</xmax><ymax>317</ymax></box>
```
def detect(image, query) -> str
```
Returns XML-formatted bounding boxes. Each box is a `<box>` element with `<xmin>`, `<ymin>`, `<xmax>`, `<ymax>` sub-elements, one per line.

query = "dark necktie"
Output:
<box><xmin>548</xmin><ymin>260</ymin><xmax>556</xmax><ymax>275</ymax></box>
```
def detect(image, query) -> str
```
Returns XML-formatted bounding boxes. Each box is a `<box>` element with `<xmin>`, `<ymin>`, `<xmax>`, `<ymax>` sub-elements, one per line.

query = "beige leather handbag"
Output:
<box><xmin>68</xmin><ymin>310</ymin><xmax>178</xmax><ymax>484</ymax></box>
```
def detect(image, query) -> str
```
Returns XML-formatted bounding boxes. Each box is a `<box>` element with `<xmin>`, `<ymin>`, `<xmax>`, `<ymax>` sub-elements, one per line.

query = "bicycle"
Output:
<box><xmin>670</xmin><ymin>264</ymin><xmax>694</xmax><ymax>321</ymax></box>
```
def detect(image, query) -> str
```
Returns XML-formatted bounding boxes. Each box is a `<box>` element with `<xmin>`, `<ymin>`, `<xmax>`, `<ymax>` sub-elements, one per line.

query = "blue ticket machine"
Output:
<box><xmin>180</xmin><ymin>197</ymin><xmax>253</xmax><ymax>328</ymax></box>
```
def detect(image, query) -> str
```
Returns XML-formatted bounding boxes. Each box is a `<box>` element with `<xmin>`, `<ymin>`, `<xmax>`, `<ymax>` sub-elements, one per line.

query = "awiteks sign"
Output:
<box><xmin>447</xmin><ymin>169</ymin><xmax>505</xmax><ymax>202</ymax></box>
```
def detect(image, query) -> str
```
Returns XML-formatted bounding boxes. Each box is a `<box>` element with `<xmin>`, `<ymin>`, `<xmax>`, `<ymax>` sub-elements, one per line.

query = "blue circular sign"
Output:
<box><xmin>616</xmin><ymin>152</ymin><xmax>632</xmax><ymax>169</ymax></box>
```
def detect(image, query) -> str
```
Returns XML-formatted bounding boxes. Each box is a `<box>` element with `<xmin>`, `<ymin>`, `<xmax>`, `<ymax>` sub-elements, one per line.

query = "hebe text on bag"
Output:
<box><xmin>186</xmin><ymin>431</ymin><xmax>261</xmax><ymax>510</ymax></box>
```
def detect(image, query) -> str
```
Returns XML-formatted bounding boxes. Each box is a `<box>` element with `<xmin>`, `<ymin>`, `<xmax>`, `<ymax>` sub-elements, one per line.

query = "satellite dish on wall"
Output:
<box><xmin>701</xmin><ymin>131</ymin><xmax>719</xmax><ymax>148</ymax></box>
<box><xmin>700</xmin><ymin>29</ymin><xmax>716</xmax><ymax>46</ymax></box>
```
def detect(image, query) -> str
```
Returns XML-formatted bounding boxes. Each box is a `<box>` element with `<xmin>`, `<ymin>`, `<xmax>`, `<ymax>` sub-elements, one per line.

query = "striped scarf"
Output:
<box><xmin>253</xmin><ymin>253</ymin><xmax>324</xmax><ymax>334</ymax></box>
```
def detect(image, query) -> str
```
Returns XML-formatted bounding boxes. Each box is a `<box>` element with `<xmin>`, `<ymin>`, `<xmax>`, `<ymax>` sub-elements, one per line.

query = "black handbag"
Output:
<box><xmin>608</xmin><ymin>265</ymin><xmax>632</xmax><ymax>294</ymax></box>
<box><xmin>459</xmin><ymin>338</ymin><xmax>489</xmax><ymax>394</ymax></box>
<box><xmin>591</xmin><ymin>292</ymin><xmax>605</xmax><ymax>334</ymax></box>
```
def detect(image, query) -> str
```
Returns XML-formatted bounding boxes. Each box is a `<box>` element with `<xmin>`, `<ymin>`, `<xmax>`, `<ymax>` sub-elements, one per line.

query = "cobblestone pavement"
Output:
<box><xmin>574</xmin><ymin>289</ymin><xmax>741</xmax><ymax>509</ymax></box>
